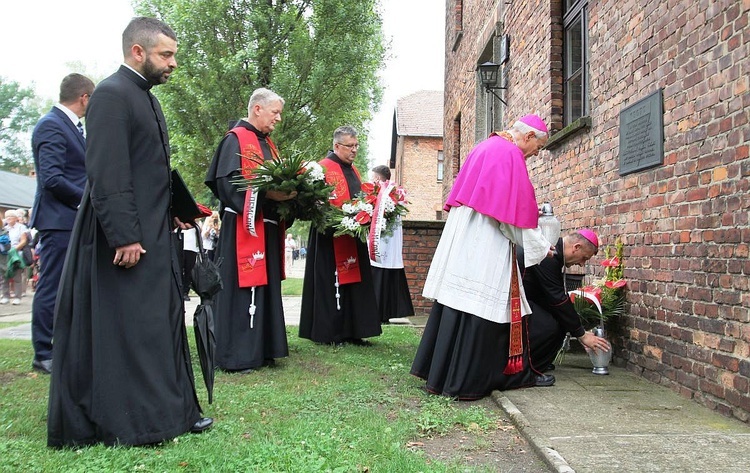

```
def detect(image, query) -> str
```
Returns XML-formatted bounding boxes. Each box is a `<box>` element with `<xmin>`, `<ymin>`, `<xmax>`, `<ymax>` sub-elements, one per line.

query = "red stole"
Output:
<box><xmin>231</xmin><ymin>126</ymin><xmax>285</xmax><ymax>288</ymax></box>
<box><xmin>503</xmin><ymin>247</ymin><xmax>524</xmax><ymax>374</ymax></box>
<box><xmin>321</xmin><ymin>157</ymin><xmax>361</xmax><ymax>285</ymax></box>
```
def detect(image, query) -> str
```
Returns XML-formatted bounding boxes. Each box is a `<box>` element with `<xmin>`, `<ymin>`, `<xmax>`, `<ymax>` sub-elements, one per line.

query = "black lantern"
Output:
<box><xmin>478</xmin><ymin>62</ymin><xmax>500</xmax><ymax>87</ymax></box>
<box><xmin>478</xmin><ymin>61</ymin><xmax>507</xmax><ymax>106</ymax></box>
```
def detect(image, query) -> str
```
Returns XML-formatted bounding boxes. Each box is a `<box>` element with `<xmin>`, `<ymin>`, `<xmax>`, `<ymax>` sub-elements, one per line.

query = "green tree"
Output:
<box><xmin>135</xmin><ymin>0</ymin><xmax>385</xmax><ymax>202</ymax></box>
<box><xmin>0</xmin><ymin>77</ymin><xmax>43</xmax><ymax>173</ymax></box>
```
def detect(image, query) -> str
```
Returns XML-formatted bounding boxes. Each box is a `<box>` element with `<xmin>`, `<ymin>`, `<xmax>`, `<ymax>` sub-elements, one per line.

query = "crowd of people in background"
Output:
<box><xmin>0</xmin><ymin>209</ymin><xmax>33</xmax><ymax>306</ymax></box>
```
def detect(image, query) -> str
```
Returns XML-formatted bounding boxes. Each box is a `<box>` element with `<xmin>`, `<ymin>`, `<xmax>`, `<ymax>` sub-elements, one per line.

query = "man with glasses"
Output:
<box><xmin>299</xmin><ymin>126</ymin><xmax>381</xmax><ymax>346</ymax></box>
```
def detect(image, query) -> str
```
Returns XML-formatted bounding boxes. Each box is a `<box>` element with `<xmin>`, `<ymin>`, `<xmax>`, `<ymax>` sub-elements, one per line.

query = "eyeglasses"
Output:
<box><xmin>336</xmin><ymin>142</ymin><xmax>359</xmax><ymax>150</ymax></box>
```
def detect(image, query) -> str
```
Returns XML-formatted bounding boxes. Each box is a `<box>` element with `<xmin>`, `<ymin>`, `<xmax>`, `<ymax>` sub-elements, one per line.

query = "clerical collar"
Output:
<box><xmin>245</xmin><ymin>122</ymin><xmax>268</xmax><ymax>139</ymax></box>
<box><xmin>120</xmin><ymin>64</ymin><xmax>151</xmax><ymax>90</ymax></box>
<box><xmin>328</xmin><ymin>153</ymin><xmax>351</xmax><ymax>168</ymax></box>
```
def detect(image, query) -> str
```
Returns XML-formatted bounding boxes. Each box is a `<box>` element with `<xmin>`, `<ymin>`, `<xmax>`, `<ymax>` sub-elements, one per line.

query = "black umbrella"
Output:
<box><xmin>190</xmin><ymin>227</ymin><xmax>223</xmax><ymax>404</ymax></box>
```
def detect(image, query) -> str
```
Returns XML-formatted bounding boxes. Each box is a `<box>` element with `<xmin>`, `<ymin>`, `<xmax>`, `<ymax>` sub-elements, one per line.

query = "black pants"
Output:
<box><xmin>32</xmin><ymin>229</ymin><xmax>71</xmax><ymax>361</ymax></box>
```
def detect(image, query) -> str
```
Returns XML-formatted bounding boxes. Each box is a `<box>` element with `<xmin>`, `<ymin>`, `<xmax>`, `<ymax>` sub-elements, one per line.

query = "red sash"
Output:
<box><xmin>321</xmin><ymin>157</ymin><xmax>361</xmax><ymax>285</ymax></box>
<box><xmin>231</xmin><ymin>127</ymin><xmax>285</xmax><ymax>288</ymax></box>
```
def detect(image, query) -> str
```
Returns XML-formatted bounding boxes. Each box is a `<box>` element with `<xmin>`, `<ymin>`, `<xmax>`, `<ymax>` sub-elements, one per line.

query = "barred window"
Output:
<box><xmin>563</xmin><ymin>0</ymin><xmax>589</xmax><ymax>125</ymax></box>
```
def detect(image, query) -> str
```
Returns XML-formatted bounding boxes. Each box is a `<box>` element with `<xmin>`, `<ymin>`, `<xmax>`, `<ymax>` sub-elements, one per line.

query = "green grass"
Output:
<box><xmin>0</xmin><ymin>327</ymin><xmax>503</xmax><ymax>472</ymax></box>
<box><xmin>281</xmin><ymin>277</ymin><xmax>304</xmax><ymax>296</ymax></box>
<box><xmin>0</xmin><ymin>322</ymin><xmax>26</xmax><ymax>330</ymax></box>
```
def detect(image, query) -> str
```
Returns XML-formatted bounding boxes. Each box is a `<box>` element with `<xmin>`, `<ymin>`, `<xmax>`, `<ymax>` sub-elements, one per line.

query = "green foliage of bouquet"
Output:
<box><xmin>329</xmin><ymin>181</ymin><xmax>409</xmax><ymax>243</ymax></box>
<box><xmin>233</xmin><ymin>153</ymin><xmax>335</xmax><ymax>233</ymax></box>
<box><xmin>571</xmin><ymin>238</ymin><xmax>627</xmax><ymax>329</ymax></box>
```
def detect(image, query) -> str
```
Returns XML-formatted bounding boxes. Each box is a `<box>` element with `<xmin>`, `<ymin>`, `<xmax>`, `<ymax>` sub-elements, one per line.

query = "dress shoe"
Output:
<box><xmin>349</xmin><ymin>338</ymin><xmax>373</xmax><ymax>347</ymax></box>
<box><xmin>545</xmin><ymin>363</ymin><xmax>556</xmax><ymax>372</ymax></box>
<box><xmin>535</xmin><ymin>374</ymin><xmax>555</xmax><ymax>387</ymax></box>
<box><xmin>190</xmin><ymin>417</ymin><xmax>213</xmax><ymax>433</ymax></box>
<box><xmin>32</xmin><ymin>359</ymin><xmax>52</xmax><ymax>374</ymax></box>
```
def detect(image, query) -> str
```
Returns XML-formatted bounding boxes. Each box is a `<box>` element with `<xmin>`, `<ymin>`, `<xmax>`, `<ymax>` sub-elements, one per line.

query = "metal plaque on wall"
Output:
<box><xmin>618</xmin><ymin>89</ymin><xmax>664</xmax><ymax>175</ymax></box>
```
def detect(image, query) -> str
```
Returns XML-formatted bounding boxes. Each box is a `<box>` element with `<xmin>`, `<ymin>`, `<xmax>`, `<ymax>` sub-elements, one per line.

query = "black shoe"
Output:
<box><xmin>545</xmin><ymin>363</ymin><xmax>556</xmax><ymax>372</ymax></box>
<box><xmin>32</xmin><ymin>359</ymin><xmax>52</xmax><ymax>374</ymax></box>
<box><xmin>349</xmin><ymin>338</ymin><xmax>373</xmax><ymax>347</ymax></box>
<box><xmin>190</xmin><ymin>417</ymin><xmax>213</xmax><ymax>433</ymax></box>
<box><xmin>535</xmin><ymin>374</ymin><xmax>556</xmax><ymax>387</ymax></box>
<box><xmin>263</xmin><ymin>359</ymin><xmax>276</xmax><ymax>367</ymax></box>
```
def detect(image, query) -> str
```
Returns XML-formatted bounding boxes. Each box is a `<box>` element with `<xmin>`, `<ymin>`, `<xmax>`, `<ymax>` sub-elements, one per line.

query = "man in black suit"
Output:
<box><xmin>47</xmin><ymin>17</ymin><xmax>212</xmax><ymax>448</ymax></box>
<box><xmin>30</xmin><ymin>73</ymin><xmax>94</xmax><ymax>375</ymax></box>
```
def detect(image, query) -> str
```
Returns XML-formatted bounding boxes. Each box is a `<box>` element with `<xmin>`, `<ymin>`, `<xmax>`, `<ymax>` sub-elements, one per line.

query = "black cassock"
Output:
<box><xmin>299</xmin><ymin>153</ymin><xmax>381</xmax><ymax>344</ymax></box>
<box><xmin>518</xmin><ymin>238</ymin><xmax>587</xmax><ymax>371</ymax></box>
<box><xmin>47</xmin><ymin>66</ymin><xmax>201</xmax><ymax>447</ymax></box>
<box><xmin>205</xmin><ymin>121</ymin><xmax>288</xmax><ymax>371</ymax></box>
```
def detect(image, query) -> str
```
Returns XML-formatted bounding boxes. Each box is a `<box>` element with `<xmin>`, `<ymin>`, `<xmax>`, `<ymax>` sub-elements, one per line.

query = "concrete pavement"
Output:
<box><xmin>494</xmin><ymin>352</ymin><xmax>750</xmax><ymax>472</ymax></box>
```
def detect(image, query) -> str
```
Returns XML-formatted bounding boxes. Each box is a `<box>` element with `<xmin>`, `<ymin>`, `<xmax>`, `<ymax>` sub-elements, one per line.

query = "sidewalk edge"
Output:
<box><xmin>491</xmin><ymin>391</ymin><xmax>575</xmax><ymax>473</ymax></box>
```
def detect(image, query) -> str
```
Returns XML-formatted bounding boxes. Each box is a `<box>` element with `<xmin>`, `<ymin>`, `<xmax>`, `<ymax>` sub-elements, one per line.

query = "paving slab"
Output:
<box><xmin>495</xmin><ymin>352</ymin><xmax>750</xmax><ymax>473</ymax></box>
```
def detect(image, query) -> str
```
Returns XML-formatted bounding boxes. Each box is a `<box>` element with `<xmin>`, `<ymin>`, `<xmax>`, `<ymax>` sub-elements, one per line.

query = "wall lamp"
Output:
<box><xmin>478</xmin><ymin>61</ymin><xmax>507</xmax><ymax>106</ymax></box>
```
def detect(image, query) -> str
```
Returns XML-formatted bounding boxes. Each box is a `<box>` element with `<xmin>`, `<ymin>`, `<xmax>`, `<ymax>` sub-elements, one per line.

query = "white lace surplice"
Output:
<box><xmin>422</xmin><ymin>205</ymin><xmax>550</xmax><ymax>324</ymax></box>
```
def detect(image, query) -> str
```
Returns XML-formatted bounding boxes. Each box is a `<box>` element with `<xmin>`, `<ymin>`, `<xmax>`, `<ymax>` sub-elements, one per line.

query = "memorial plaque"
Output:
<box><xmin>618</xmin><ymin>89</ymin><xmax>664</xmax><ymax>175</ymax></box>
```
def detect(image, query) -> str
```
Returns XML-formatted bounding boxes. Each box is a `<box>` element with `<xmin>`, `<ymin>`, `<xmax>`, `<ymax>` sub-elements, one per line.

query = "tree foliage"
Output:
<box><xmin>134</xmin><ymin>0</ymin><xmax>386</xmax><ymax>203</ymax></box>
<box><xmin>0</xmin><ymin>77</ymin><xmax>44</xmax><ymax>172</ymax></box>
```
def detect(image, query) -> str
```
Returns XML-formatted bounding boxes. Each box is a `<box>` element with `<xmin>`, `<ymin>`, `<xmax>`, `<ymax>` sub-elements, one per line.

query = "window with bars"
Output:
<box><xmin>563</xmin><ymin>0</ymin><xmax>589</xmax><ymax>125</ymax></box>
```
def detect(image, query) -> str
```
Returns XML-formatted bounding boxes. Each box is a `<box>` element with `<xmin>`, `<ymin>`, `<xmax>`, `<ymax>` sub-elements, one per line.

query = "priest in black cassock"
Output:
<box><xmin>47</xmin><ymin>17</ymin><xmax>211</xmax><ymax>448</ymax></box>
<box><xmin>519</xmin><ymin>230</ymin><xmax>611</xmax><ymax>371</ymax></box>
<box><xmin>299</xmin><ymin>126</ymin><xmax>381</xmax><ymax>345</ymax></box>
<box><xmin>205</xmin><ymin>88</ymin><xmax>294</xmax><ymax>372</ymax></box>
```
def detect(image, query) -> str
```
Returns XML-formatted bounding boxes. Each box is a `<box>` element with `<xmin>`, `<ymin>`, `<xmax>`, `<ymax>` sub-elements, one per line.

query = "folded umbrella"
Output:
<box><xmin>190</xmin><ymin>227</ymin><xmax>224</xmax><ymax>404</ymax></box>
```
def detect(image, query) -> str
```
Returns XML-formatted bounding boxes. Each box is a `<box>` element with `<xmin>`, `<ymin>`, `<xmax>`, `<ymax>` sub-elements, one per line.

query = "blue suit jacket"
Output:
<box><xmin>30</xmin><ymin>107</ymin><xmax>87</xmax><ymax>231</ymax></box>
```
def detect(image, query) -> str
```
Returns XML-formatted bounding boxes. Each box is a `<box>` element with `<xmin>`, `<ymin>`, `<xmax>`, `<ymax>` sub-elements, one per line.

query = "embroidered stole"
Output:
<box><xmin>231</xmin><ymin>126</ymin><xmax>285</xmax><ymax>288</ymax></box>
<box><xmin>504</xmin><ymin>247</ymin><xmax>524</xmax><ymax>374</ymax></box>
<box><xmin>321</xmin><ymin>157</ymin><xmax>362</xmax><ymax>285</ymax></box>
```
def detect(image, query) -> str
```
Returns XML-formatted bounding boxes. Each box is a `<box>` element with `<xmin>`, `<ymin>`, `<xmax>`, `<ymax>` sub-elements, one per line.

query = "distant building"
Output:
<box><xmin>389</xmin><ymin>90</ymin><xmax>444</xmax><ymax>221</ymax></box>
<box><xmin>444</xmin><ymin>0</ymin><xmax>749</xmax><ymax>421</ymax></box>
<box><xmin>0</xmin><ymin>170</ymin><xmax>36</xmax><ymax>216</ymax></box>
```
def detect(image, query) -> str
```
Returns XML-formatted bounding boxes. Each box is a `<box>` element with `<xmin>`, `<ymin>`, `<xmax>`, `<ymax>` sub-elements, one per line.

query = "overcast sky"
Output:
<box><xmin>0</xmin><ymin>0</ymin><xmax>444</xmax><ymax>166</ymax></box>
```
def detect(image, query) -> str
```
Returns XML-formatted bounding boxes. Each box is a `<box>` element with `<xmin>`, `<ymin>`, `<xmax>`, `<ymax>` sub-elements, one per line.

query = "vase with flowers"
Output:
<box><xmin>570</xmin><ymin>237</ymin><xmax>627</xmax><ymax>330</ymax></box>
<box><xmin>567</xmin><ymin>238</ymin><xmax>627</xmax><ymax>374</ymax></box>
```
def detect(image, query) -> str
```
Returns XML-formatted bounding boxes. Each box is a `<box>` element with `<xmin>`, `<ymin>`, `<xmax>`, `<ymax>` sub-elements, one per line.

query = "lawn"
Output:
<box><xmin>0</xmin><ymin>326</ymin><xmax>532</xmax><ymax>472</ymax></box>
<box><xmin>281</xmin><ymin>277</ymin><xmax>304</xmax><ymax>296</ymax></box>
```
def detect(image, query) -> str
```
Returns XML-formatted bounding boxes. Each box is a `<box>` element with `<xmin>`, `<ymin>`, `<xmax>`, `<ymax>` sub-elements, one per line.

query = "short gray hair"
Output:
<box><xmin>333</xmin><ymin>125</ymin><xmax>358</xmax><ymax>146</ymax></box>
<box><xmin>247</xmin><ymin>88</ymin><xmax>285</xmax><ymax>115</ymax></box>
<box><xmin>510</xmin><ymin>120</ymin><xmax>548</xmax><ymax>139</ymax></box>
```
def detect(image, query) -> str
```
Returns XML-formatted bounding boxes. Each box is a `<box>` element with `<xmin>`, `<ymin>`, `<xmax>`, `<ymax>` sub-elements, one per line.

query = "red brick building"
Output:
<box><xmin>443</xmin><ymin>0</ymin><xmax>749</xmax><ymax>421</ymax></box>
<box><xmin>389</xmin><ymin>90</ymin><xmax>444</xmax><ymax>221</ymax></box>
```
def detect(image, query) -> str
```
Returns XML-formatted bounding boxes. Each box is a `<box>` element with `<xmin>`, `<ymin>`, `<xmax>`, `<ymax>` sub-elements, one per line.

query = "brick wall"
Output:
<box><xmin>402</xmin><ymin>219</ymin><xmax>445</xmax><ymax>315</ymax></box>
<box><xmin>398</xmin><ymin>136</ymin><xmax>444</xmax><ymax>221</ymax></box>
<box><xmin>444</xmin><ymin>0</ymin><xmax>750</xmax><ymax>421</ymax></box>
